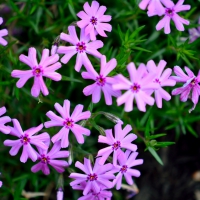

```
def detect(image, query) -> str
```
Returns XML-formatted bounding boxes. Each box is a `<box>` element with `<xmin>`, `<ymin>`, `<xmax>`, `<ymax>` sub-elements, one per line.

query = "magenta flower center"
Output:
<box><xmin>39</xmin><ymin>154</ymin><xmax>50</xmax><ymax>164</ymax></box>
<box><xmin>190</xmin><ymin>78</ymin><xmax>197</xmax><ymax>86</ymax></box>
<box><xmin>20</xmin><ymin>134</ymin><xmax>30</xmax><ymax>145</ymax></box>
<box><xmin>90</xmin><ymin>16</ymin><xmax>97</xmax><ymax>25</ymax></box>
<box><xmin>131</xmin><ymin>83</ymin><xmax>140</xmax><ymax>93</ymax></box>
<box><xmin>165</xmin><ymin>8</ymin><xmax>174</xmax><ymax>17</ymax></box>
<box><xmin>154</xmin><ymin>78</ymin><xmax>161</xmax><ymax>84</ymax></box>
<box><xmin>63</xmin><ymin>118</ymin><xmax>74</xmax><ymax>129</ymax></box>
<box><xmin>87</xmin><ymin>173</ymin><xmax>98</xmax><ymax>181</ymax></box>
<box><xmin>112</xmin><ymin>141</ymin><xmax>121</xmax><ymax>150</ymax></box>
<box><xmin>76</xmin><ymin>42</ymin><xmax>86</xmax><ymax>53</ymax></box>
<box><xmin>96</xmin><ymin>75</ymin><xmax>106</xmax><ymax>86</ymax></box>
<box><xmin>32</xmin><ymin>66</ymin><xmax>43</xmax><ymax>77</ymax></box>
<box><xmin>120</xmin><ymin>165</ymin><xmax>128</xmax><ymax>173</ymax></box>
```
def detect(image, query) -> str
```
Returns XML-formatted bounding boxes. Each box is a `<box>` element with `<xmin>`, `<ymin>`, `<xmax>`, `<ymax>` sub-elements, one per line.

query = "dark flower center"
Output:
<box><xmin>20</xmin><ymin>134</ymin><xmax>30</xmax><ymax>145</ymax></box>
<box><xmin>131</xmin><ymin>83</ymin><xmax>140</xmax><ymax>93</ymax></box>
<box><xmin>112</xmin><ymin>141</ymin><xmax>121</xmax><ymax>150</ymax></box>
<box><xmin>120</xmin><ymin>165</ymin><xmax>128</xmax><ymax>173</ymax></box>
<box><xmin>76</xmin><ymin>42</ymin><xmax>86</xmax><ymax>53</ymax></box>
<box><xmin>63</xmin><ymin>118</ymin><xmax>74</xmax><ymax>129</ymax></box>
<box><xmin>96</xmin><ymin>75</ymin><xmax>106</xmax><ymax>86</ymax></box>
<box><xmin>154</xmin><ymin>78</ymin><xmax>161</xmax><ymax>84</ymax></box>
<box><xmin>90</xmin><ymin>16</ymin><xmax>98</xmax><ymax>25</ymax></box>
<box><xmin>165</xmin><ymin>8</ymin><xmax>174</xmax><ymax>17</ymax></box>
<box><xmin>190</xmin><ymin>78</ymin><xmax>197</xmax><ymax>86</ymax></box>
<box><xmin>87</xmin><ymin>173</ymin><xmax>98</xmax><ymax>181</ymax></box>
<box><xmin>33</xmin><ymin>66</ymin><xmax>43</xmax><ymax>77</ymax></box>
<box><xmin>39</xmin><ymin>154</ymin><xmax>50</xmax><ymax>164</ymax></box>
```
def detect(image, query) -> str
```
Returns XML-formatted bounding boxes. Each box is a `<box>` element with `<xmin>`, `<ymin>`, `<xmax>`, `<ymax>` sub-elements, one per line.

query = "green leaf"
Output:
<box><xmin>148</xmin><ymin>147</ymin><xmax>163</xmax><ymax>165</ymax></box>
<box><xmin>148</xmin><ymin>133</ymin><xmax>166</xmax><ymax>140</ymax></box>
<box><xmin>62</xmin><ymin>76</ymin><xmax>82</xmax><ymax>83</ymax></box>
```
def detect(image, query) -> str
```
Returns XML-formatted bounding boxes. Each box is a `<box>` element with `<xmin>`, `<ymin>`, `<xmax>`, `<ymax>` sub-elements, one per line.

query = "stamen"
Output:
<box><xmin>76</xmin><ymin>42</ymin><xmax>86</xmax><ymax>53</ymax></box>
<box><xmin>112</xmin><ymin>141</ymin><xmax>121</xmax><ymax>150</ymax></box>
<box><xmin>20</xmin><ymin>134</ymin><xmax>30</xmax><ymax>145</ymax></box>
<box><xmin>39</xmin><ymin>154</ymin><xmax>50</xmax><ymax>164</ymax></box>
<box><xmin>87</xmin><ymin>173</ymin><xmax>98</xmax><ymax>181</ymax></box>
<box><xmin>32</xmin><ymin>66</ymin><xmax>43</xmax><ymax>77</ymax></box>
<box><xmin>120</xmin><ymin>165</ymin><xmax>128</xmax><ymax>173</ymax></box>
<box><xmin>63</xmin><ymin>118</ymin><xmax>74</xmax><ymax>129</ymax></box>
<box><xmin>165</xmin><ymin>8</ymin><xmax>174</xmax><ymax>17</ymax></box>
<box><xmin>131</xmin><ymin>83</ymin><xmax>140</xmax><ymax>93</ymax></box>
<box><xmin>90</xmin><ymin>16</ymin><xmax>97</xmax><ymax>25</ymax></box>
<box><xmin>96</xmin><ymin>75</ymin><xmax>106</xmax><ymax>86</ymax></box>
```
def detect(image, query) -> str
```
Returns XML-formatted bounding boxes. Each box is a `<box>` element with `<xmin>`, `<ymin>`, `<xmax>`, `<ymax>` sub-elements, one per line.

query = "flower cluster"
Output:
<box><xmin>112</xmin><ymin>60</ymin><xmax>175</xmax><ymax>112</ymax></box>
<box><xmin>139</xmin><ymin>0</ymin><xmax>191</xmax><ymax>34</ymax></box>
<box><xmin>1</xmin><ymin>0</ymin><xmax>199</xmax><ymax>199</ymax></box>
<box><xmin>0</xmin><ymin>102</ymin><xmax>81</xmax><ymax>174</ymax></box>
<box><xmin>70</xmin><ymin>123</ymin><xmax>143</xmax><ymax>198</ymax></box>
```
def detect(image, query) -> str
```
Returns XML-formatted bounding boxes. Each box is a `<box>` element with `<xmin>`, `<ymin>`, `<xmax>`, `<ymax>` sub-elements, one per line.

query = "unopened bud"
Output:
<box><xmin>57</xmin><ymin>188</ymin><xmax>63</xmax><ymax>200</ymax></box>
<box><xmin>102</xmin><ymin>112</ymin><xmax>123</xmax><ymax>124</ymax></box>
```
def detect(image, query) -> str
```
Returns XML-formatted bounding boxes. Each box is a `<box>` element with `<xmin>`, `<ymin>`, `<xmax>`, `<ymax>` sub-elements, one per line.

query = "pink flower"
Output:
<box><xmin>31</xmin><ymin>141</ymin><xmax>69</xmax><ymax>175</ymax></box>
<box><xmin>11</xmin><ymin>47</ymin><xmax>62</xmax><ymax>97</ymax></box>
<box><xmin>112</xmin><ymin>150</ymin><xmax>143</xmax><ymax>190</ymax></box>
<box><xmin>82</xmin><ymin>55</ymin><xmax>121</xmax><ymax>105</ymax></box>
<box><xmin>4</xmin><ymin>119</ymin><xmax>49</xmax><ymax>163</ymax></box>
<box><xmin>171</xmin><ymin>66</ymin><xmax>200</xmax><ymax>106</ymax></box>
<box><xmin>112</xmin><ymin>62</ymin><xmax>158</xmax><ymax>112</ymax></box>
<box><xmin>97</xmin><ymin>123</ymin><xmax>137</xmax><ymax>165</ymax></box>
<box><xmin>0</xmin><ymin>106</ymin><xmax>11</xmax><ymax>134</ymax></box>
<box><xmin>72</xmin><ymin>182</ymin><xmax>112</xmax><ymax>200</ymax></box>
<box><xmin>146</xmin><ymin>60</ymin><xmax>176</xmax><ymax>108</ymax></box>
<box><xmin>44</xmin><ymin>99</ymin><xmax>91</xmax><ymax>148</ymax></box>
<box><xmin>0</xmin><ymin>17</ymin><xmax>8</xmax><ymax>46</ymax></box>
<box><xmin>77</xmin><ymin>1</ymin><xmax>112</xmax><ymax>41</ymax></box>
<box><xmin>57</xmin><ymin>26</ymin><xmax>103</xmax><ymax>72</ymax></box>
<box><xmin>156</xmin><ymin>0</ymin><xmax>191</xmax><ymax>34</ymax></box>
<box><xmin>0</xmin><ymin>173</ymin><xmax>2</xmax><ymax>188</ymax></box>
<box><xmin>189</xmin><ymin>18</ymin><xmax>200</xmax><ymax>43</ymax></box>
<box><xmin>139</xmin><ymin>0</ymin><xmax>174</xmax><ymax>16</ymax></box>
<box><xmin>69</xmin><ymin>157</ymin><xmax>115</xmax><ymax>195</ymax></box>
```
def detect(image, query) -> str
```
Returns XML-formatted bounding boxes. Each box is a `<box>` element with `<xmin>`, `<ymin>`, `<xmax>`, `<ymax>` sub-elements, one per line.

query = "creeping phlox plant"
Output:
<box><xmin>0</xmin><ymin>0</ymin><xmax>199</xmax><ymax>199</ymax></box>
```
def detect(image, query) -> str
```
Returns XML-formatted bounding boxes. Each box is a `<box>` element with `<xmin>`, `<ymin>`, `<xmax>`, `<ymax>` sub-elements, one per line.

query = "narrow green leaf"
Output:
<box><xmin>148</xmin><ymin>133</ymin><xmax>166</xmax><ymax>140</ymax></box>
<box><xmin>148</xmin><ymin>147</ymin><xmax>163</xmax><ymax>165</ymax></box>
<box><xmin>62</xmin><ymin>76</ymin><xmax>82</xmax><ymax>83</ymax></box>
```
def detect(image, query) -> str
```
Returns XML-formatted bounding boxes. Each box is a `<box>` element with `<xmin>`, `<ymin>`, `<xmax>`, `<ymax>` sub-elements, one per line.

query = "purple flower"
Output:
<box><xmin>69</xmin><ymin>157</ymin><xmax>115</xmax><ymax>195</ymax></box>
<box><xmin>11</xmin><ymin>47</ymin><xmax>62</xmax><ymax>97</ymax></box>
<box><xmin>4</xmin><ymin>119</ymin><xmax>49</xmax><ymax>163</ymax></box>
<box><xmin>82</xmin><ymin>55</ymin><xmax>121</xmax><ymax>105</ymax></box>
<box><xmin>57</xmin><ymin>26</ymin><xmax>103</xmax><ymax>72</ymax></box>
<box><xmin>73</xmin><ymin>182</ymin><xmax>112</xmax><ymax>200</ymax></box>
<box><xmin>171</xmin><ymin>66</ymin><xmax>200</xmax><ymax>106</ymax></box>
<box><xmin>77</xmin><ymin>1</ymin><xmax>112</xmax><ymax>41</ymax></box>
<box><xmin>189</xmin><ymin>18</ymin><xmax>200</xmax><ymax>43</ymax></box>
<box><xmin>0</xmin><ymin>106</ymin><xmax>11</xmax><ymax>134</ymax></box>
<box><xmin>156</xmin><ymin>0</ymin><xmax>191</xmax><ymax>34</ymax></box>
<box><xmin>146</xmin><ymin>60</ymin><xmax>176</xmax><ymax>108</ymax></box>
<box><xmin>139</xmin><ymin>0</ymin><xmax>174</xmax><ymax>16</ymax></box>
<box><xmin>44</xmin><ymin>99</ymin><xmax>91</xmax><ymax>148</ymax></box>
<box><xmin>112</xmin><ymin>62</ymin><xmax>158</xmax><ymax>112</ymax></box>
<box><xmin>97</xmin><ymin>123</ymin><xmax>137</xmax><ymax>165</ymax></box>
<box><xmin>0</xmin><ymin>17</ymin><xmax>8</xmax><ymax>46</ymax></box>
<box><xmin>31</xmin><ymin>141</ymin><xmax>69</xmax><ymax>175</ymax></box>
<box><xmin>112</xmin><ymin>150</ymin><xmax>143</xmax><ymax>190</ymax></box>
